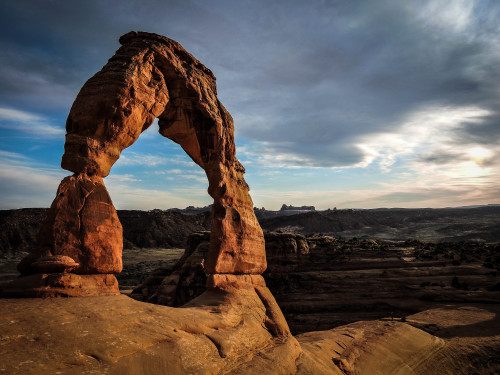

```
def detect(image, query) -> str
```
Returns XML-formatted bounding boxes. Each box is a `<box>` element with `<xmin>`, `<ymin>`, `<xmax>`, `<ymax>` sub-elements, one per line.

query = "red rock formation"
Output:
<box><xmin>62</xmin><ymin>31</ymin><xmax>265</xmax><ymax>275</ymax></box>
<box><xmin>14</xmin><ymin>31</ymin><xmax>266</xmax><ymax>296</ymax></box>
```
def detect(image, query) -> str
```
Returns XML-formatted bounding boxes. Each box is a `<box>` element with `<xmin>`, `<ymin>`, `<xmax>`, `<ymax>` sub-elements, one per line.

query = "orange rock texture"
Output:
<box><xmin>15</xmin><ymin>31</ymin><xmax>265</xmax><ymax>296</ymax></box>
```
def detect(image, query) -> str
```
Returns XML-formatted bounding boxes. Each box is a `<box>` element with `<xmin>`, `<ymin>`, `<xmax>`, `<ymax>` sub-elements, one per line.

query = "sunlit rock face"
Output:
<box><xmin>16</xmin><ymin>31</ymin><xmax>266</xmax><ymax>296</ymax></box>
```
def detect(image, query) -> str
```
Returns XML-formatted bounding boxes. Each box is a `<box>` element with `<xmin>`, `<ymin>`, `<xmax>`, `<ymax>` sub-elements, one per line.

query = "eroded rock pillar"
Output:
<box><xmin>9</xmin><ymin>174</ymin><xmax>122</xmax><ymax>297</ymax></box>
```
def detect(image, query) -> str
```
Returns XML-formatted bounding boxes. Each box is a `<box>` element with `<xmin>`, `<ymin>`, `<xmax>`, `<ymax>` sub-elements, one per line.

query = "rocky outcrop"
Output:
<box><xmin>265</xmin><ymin>232</ymin><xmax>309</xmax><ymax>272</ymax></box>
<box><xmin>148</xmin><ymin>232</ymin><xmax>210</xmax><ymax>306</ymax></box>
<box><xmin>132</xmin><ymin>232</ymin><xmax>311</xmax><ymax>305</ymax></box>
<box><xmin>10</xmin><ymin>31</ymin><xmax>266</xmax><ymax>296</ymax></box>
<box><xmin>134</xmin><ymin>232</ymin><xmax>500</xmax><ymax>335</ymax></box>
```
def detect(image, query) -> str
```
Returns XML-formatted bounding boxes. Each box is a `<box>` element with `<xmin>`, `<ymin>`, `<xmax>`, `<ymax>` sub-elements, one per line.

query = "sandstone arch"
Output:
<box><xmin>17</xmin><ymin>31</ymin><xmax>266</xmax><ymax>291</ymax></box>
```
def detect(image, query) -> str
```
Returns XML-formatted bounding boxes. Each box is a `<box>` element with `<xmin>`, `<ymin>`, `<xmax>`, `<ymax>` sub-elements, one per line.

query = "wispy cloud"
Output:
<box><xmin>115</xmin><ymin>152</ymin><xmax>197</xmax><ymax>168</ymax></box>
<box><xmin>0</xmin><ymin>150</ymin><xmax>31</xmax><ymax>161</ymax></box>
<box><xmin>2</xmin><ymin>0</ymin><xmax>500</xmax><ymax>209</ymax></box>
<box><xmin>106</xmin><ymin>174</ymin><xmax>141</xmax><ymax>182</ymax></box>
<box><xmin>0</xmin><ymin>150</ymin><xmax>66</xmax><ymax>208</ymax></box>
<box><xmin>115</xmin><ymin>152</ymin><xmax>169</xmax><ymax>167</ymax></box>
<box><xmin>106</xmin><ymin>181</ymin><xmax>210</xmax><ymax>210</ymax></box>
<box><xmin>416</xmin><ymin>0</ymin><xmax>474</xmax><ymax>34</ymax></box>
<box><xmin>250</xmin><ymin>178</ymin><xmax>500</xmax><ymax>210</ymax></box>
<box><xmin>0</xmin><ymin>107</ymin><xmax>65</xmax><ymax>137</ymax></box>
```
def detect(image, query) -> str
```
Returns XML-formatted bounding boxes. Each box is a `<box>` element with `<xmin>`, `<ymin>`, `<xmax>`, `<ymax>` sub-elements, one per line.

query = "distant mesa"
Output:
<box><xmin>280</xmin><ymin>204</ymin><xmax>316</xmax><ymax>211</ymax></box>
<box><xmin>168</xmin><ymin>204</ymin><xmax>212</xmax><ymax>215</ymax></box>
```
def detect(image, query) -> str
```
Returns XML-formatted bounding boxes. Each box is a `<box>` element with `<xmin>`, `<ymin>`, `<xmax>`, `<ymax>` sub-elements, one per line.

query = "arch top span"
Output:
<box><xmin>63</xmin><ymin>31</ymin><xmax>226</xmax><ymax>177</ymax></box>
<box><xmin>19</xmin><ymin>31</ymin><xmax>266</xmax><ymax>280</ymax></box>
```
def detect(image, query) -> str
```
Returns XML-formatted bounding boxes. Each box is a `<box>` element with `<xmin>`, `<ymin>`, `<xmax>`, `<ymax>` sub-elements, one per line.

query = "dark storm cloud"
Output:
<box><xmin>1</xmin><ymin>0</ymin><xmax>499</xmax><ymax>167</ymax></box>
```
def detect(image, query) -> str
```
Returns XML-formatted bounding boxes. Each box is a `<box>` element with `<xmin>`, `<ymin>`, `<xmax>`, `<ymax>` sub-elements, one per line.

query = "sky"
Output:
<box><xmin>0</xmin><ymin>0</ymin><xmax>499</xmax><ymax>210</ymax></box>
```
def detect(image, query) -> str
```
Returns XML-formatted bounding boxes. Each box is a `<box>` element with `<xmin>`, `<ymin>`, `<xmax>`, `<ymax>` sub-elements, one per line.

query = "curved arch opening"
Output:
<box><xmin>107</xmin><ymin>118</ymin><xmax>210</xmax><ymax>211</ymax></box>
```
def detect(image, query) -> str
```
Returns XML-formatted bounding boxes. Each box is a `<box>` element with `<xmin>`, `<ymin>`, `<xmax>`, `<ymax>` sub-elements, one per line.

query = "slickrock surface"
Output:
<box><xmin>1</xmin><ymin>294</ymin><xmax>464</xmax><ymax>375</ymax></box>
<box><xmin>0</xmin><ymin>273</ymin><xmax>119</xmax><ymax>297</ymax></box>
<box><xmin>404</xmin><ymin>305</ymin><xmax>500</xmax><ymax>374</ymax></box>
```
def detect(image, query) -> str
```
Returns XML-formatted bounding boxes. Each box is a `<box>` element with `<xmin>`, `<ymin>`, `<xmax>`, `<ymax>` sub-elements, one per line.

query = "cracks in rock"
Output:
<box><xmin>76</xmin><ymin>180</ymin><xmax>95</xmax><ymax>241</ymax></box>
<box><xmin>86</xmin><ymin>353</ymin><xmax>102</xmax><ymax>363</ymax></box>
<box><xmin>254</xmin><ymin>287</ymin><xmax>290</xmax><ymax>340</ymax></box>
<box><xmin>205</xmin><ymin>334</ymin><xmax>225</xmax><ymax>358</ymax></box>
<box><xmin>331</xmin><ymin>357</ymin><xmax>353</xmax><ymax>375</ymax></box>
<box><xmin>342</xmin><ymin>333</ymin><xmax>355</xmax><ymax>339</ymax></box>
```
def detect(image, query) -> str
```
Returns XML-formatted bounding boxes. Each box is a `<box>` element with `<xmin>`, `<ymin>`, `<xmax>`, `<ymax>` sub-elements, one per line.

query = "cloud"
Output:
<box><xmin>0</xmin><ymin>150</ymin><xmax>31</xmax><ymax>161</ymax></box>
<box><xmin>416</xmin><ymin>0</ymin><xmax>474</xmax><ymax>34</ymax></box>
<box><xmin>0</xmin><ymin>151</ymin><xmax>65</xmax><ymax>208</ymax></box>
<box><xmin>222</xmin><ymin>0</ymin><xmax>500</xmax><ymax>171</ymax></box>
<box><xmin>115</xmin><ymin>151</ymin><xmax>197</xmax><ymax>168</ymax></box>
<box><xmin>356</xmin><ymin>104</ymin><xmax>494</xmax><ymax>171</ymax></box>
<box><xmin>0</xmin><ymin>107</ymin><xmax>65</xmax><ymax>137</ymax></box>
<box><xmin>106</xmin><ymin>174</ymin><xmax>141</xmax><ymax>182</ymax></box>
<box><xmin>106</xmin><ymin>181</ymin><xmax>210</xmax><ymax>210</ymax></box>
<box><xmin>116</xmin><ymin>152</ymin><xmax>169</xmax><ymax>167</ymax></box>
<box><xmin>250</xmin><ymin>176</ymin><xmax>500</xmax><ymax>210</ymax></box>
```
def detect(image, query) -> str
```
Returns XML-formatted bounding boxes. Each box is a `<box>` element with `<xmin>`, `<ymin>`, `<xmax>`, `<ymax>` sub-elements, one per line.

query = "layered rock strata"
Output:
<box><xmin>10</xmin><ymin>31</ymin><xmax>266</xmax><ymax>297</ymax></box>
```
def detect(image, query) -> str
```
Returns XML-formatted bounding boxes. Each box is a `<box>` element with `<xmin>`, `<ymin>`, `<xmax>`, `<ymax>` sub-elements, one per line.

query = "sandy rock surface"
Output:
<box><xmin>1</xmin><ymin>293</ymin><xmax>474</xmax><ymax>375</ymax></box>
